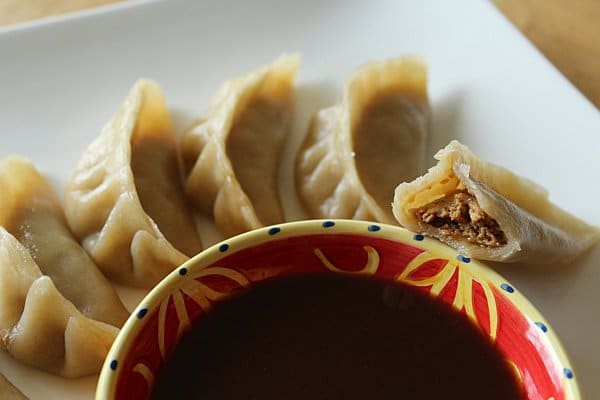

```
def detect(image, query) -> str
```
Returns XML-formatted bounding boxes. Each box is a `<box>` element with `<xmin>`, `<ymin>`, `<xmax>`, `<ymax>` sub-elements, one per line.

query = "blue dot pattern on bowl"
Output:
<box><xmin>368</xmin><ymin>225</ymin><xmax>381</xmax><ymax>232</ymax></box>
<box><xmin>136</xmin><ymin>308</ymin><xmax>148</xmax><ymax>319</ymax></box>
<box><xmin>219</xmin><ymin>243</ymin><xmax>229</xmax><ymax>252</ymax></box>
<box><xmin>500</xmin><ymin>283</ymin><xmax>515</xmax><ymax>293</ymax></box>
<box><xmin>268</xmin><ymin>227</ymin><xmax>281</xmax><ymax>235</ymax></box>
<box><xmin>413</xmin><ymin>234</ymin><xmax>424</xmax><ymax>241</ymax></box>
<box><xmin>179</xmin><ymin>267</ymin><xmax>188</xmax><ymax>276</ymax></box>
<box><xmin>534</xmin><ymin>321</ymin><xmax>548</xmax><ymax>333</ymax></box>
<box><xmin>457</xmin><ymin>255</ymin><xmax>471</xmax><ymax>263</ymax></box>
<box><xmin>322</xmin><ymin>221</ymin><xmax>335</xmax><ymax>228</ymax></box>
<box><xmin>110</xmin><ymin>360</ymin><xmax>118</xmax><ymax>371</ymax></box>
<box><xmin>564</xmin><ymin>368</ymin><xmax>574</xmax><ymax>379</ymax></box>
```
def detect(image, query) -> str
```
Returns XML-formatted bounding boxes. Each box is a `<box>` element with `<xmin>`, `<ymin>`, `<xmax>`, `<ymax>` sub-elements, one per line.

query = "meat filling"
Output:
<box><xmin>416</xmin><ymin>191</ymin><xmax>507</xmax><ymax>247</ymax></box>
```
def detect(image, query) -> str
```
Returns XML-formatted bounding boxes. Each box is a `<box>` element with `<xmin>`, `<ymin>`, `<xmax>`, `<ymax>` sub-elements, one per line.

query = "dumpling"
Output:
<box><xmin>0</xmin><ymin>372</ymin><xmax>26</xmax><ymax>400</ymax></box>
<box><xmin>0</xmin><ymin>227</ymin><xmax>118</xmax><ymax>377</ymax></box>
<box><xmin>181</xmin><ymin>55</ymin><xmax>298</xmax><ymax>236</ymax></box>
<box><xmin>392</xmin><ymin>140</ymin><xmax>600</xmax><ymax>263</ymax></box>
<box><xmin>65</xmin><ymin>79</ymin><xmax>202</xmax><ymax>288</ymax></box>
<box><xmin>296</xmin><ymin>57</ymin><xmax>429</xmax><ymax>223</ymax></box>
<box><xmin>0</xmin><ymin>157</ymin><xmax>128</xmax><ymax>327</ymax></box>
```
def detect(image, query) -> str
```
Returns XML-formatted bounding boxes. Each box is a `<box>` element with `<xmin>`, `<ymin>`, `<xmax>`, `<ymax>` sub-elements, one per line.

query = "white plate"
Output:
<box><xmin>1</xmin><ymin>0</ymin><xmax>599</xmax><ymax>398</ymax></box>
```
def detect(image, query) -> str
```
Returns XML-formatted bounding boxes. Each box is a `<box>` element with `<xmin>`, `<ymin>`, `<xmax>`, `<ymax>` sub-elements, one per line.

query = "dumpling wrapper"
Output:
<box><xmin>65</xmin><ymin>79</ymin><xmax>202</xmax><ymax>288</ymax></box>
<box><xmin>0</xmin><ymin>372</ymin><xmax>27</xmax><ymax>400</ymax></box>
<box><xmin>296</xmin><ymin>57</ymin><xmax>429</xmax><ymax>223</ymax></box>
<box><xmin>0</xmin><ymin>228</ymin><xmax>118</xmax><ymax>377</ymax></box>
<box><xmin>0</xmin><ymin>157</ymin><xmax>128</xmax><ymax>327</ymax></box>
<box><xmin>392</xmin><ymin>140</ymin><xmax>600</xmax><ymax>263</ymax></box>
<box><xmin>182</xmin><ymin>55</ymin><xmax>298</xmax><ymax>236</ymax></box>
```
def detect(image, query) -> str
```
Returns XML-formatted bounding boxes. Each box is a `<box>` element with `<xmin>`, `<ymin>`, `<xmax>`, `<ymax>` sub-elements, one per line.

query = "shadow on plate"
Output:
<box><xmin>429</xmin><ymin>90</ymin><xmax>464</xmax><ymax>164</ymax></box>
<box><xmin>280</xmin><ymin>80</ymin><xmax>338</xmax><ymax>222</ymax></box>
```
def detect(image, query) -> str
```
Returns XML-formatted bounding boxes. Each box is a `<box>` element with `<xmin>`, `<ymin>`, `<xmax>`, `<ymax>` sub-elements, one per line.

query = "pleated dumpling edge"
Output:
<box><xmin>182</xmin><ymin>54</ymin><xmax>299</xmax><ymax>236</ymax></box>
<box><xmin>0</xmin><ymin>156</ymin><xmax>129</xmax><ymax>327</ymax></box>
<box><xmin>0</xmin><ymin>227</ymin><xmax>118</xmax><ymax>378</ymax></box>
<box><xmin>64</xmin><ymin>79</ymin><xmax>202</xmax><ymax>288</ymax></box>
<box><xmin>295</xmin><ymin>56</ymin><xmax>430</xmax><ymax>224</ymax></box>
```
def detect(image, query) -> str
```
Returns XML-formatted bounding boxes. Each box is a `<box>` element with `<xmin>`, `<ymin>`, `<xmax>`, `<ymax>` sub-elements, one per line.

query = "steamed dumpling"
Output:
<box><xmin>296</xmin><ymin>57</ymin><xmax>429</xmax><ymax>223</ymax></box>
<box><xmin>0</xmin><ymin>156</ymin><xmax>128</xmax><ymax>327</ymax></box>
<box><xmin>392</xmin><ymin>140</ymin><xmax>600</xmax><ymax>263</ymax></box>
<box><xmin>64</xmin><ymin>79</ymin><xmax>202</xmax><ymax>288</ymax></box>
<box><xmin>0</xmin><ymin>227</ymin><xmax>118</xmax><ymax>377</ymax></box>
<box><xmin>181</xmin><ymin>55</ymin><xmax>298</xmax><ymax>236</ymax></box>
<box><xmin>0</xmin><ymin>372</ymin><xmax>27</xmax><ymax>400</ymax></box>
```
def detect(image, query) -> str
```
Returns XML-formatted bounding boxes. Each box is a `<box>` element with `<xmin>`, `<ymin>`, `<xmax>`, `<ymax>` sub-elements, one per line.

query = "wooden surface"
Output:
<box><xmin>0</xmin><ymin>0</ymin><xmax>121</xmax><ymax>26</ymax></box>
<box><xmin>493</xmin><ymin>0</ymin><xmax>600</xmax><ymax>108</ymax></box>
<box><xmin>0</xmin><ymin>0</ymin><xmax>599</xmax><ymax>109</ymax></box>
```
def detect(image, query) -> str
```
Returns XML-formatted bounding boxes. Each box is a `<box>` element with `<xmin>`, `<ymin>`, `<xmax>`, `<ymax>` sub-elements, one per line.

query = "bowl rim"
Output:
<box><xmin>96</xmin><ymin>219</ymin><xmax>581</xmax><ymax>400</ymax></box>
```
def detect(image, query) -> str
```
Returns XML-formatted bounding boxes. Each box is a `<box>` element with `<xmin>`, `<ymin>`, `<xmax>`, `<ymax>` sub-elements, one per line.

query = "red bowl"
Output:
<box><xmin>96</xmin><ymin>220</ymin><xmax>580</xmax><ymax>400</ymax></box>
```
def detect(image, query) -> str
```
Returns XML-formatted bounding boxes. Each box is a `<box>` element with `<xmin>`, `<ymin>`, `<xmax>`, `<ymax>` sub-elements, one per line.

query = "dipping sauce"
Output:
<box><xmin>151</xmin><ymin>273</ymin><xmax>525</xmax><ymax>400</ymax></box>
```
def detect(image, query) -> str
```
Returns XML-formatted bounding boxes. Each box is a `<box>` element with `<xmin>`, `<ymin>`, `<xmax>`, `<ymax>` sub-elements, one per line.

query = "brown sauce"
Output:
<box><xmin>151</xmin><ymin>273</ymin><xmax>525</xmax><ymax>400</ymax></box>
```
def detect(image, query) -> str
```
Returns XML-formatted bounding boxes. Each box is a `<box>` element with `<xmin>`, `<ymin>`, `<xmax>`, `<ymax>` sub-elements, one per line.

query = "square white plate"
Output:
<box><xmin>1</xmin><ymin>0</ymin><xmax>599</xmax><ymax>398</ymax></box>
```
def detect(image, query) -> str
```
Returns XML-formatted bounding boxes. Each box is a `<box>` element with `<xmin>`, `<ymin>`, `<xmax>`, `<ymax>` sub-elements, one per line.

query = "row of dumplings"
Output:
<box><xmin>2</xmin><ymin>54</ymin><xmax>599</xmax><ymax>382</ymax></box>
<box><xmin>0</xmin><ymin>54</ymin><xmax>431</xmax><ymax>378</ymax></box>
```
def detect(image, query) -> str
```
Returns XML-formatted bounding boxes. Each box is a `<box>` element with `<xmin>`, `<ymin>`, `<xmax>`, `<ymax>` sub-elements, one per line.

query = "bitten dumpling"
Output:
<box><xmin>392</xmin><ymin>140</ymin><xmax>600</xmax><ymax>263</ymax></box>
<box><xmin>181</xmin><ymin>55</ymin><xmax>298</xmax><ymax>236</ymax></box>
<box><xmin>0</xmin><ymin>157</ymin><xmax>128</xmax><ymax>327</ymax></box>
<box><xmin>65</xmin><ymin>79</ymin><xmax>202</xmax><ymax>288</ymax></box>
<box><xmin>296</xmin><ymin>57</ymin><xmax>429</xmax><ymax>223</ymax></box>
<box><xmin>0</xmin><ymin>228</ymin><xmax>118</xmax><ymax>377</ymax></box>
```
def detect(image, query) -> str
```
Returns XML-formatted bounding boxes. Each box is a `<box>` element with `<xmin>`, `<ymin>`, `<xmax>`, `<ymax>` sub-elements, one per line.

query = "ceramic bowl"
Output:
<box><xmin>96</xmin><ymin>220</ymin><xmax>580</xmax><ymax>399</ymax></box>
